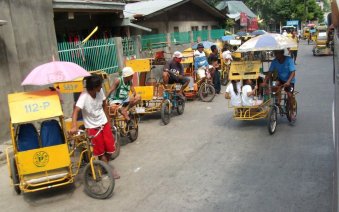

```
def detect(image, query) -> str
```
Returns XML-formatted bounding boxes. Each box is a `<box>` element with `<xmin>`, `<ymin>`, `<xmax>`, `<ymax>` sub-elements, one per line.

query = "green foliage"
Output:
<box><xmin>244</xmin><ymin>0</ymin><xmax>324</xmax><ymax>23</ymax></box>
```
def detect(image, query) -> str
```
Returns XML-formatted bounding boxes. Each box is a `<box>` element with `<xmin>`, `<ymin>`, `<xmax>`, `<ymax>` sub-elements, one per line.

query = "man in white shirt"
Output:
<box><xmin>70</xmin><ymin>75</ymin><xmax>119</xmax><ymax>179</ymax></box>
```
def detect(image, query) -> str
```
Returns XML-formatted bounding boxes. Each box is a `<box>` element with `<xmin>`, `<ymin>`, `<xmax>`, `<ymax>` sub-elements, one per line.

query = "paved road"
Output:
<box><xmin>0</xmin><ymin>41</ymin><xmax>334</xmax><ymax>212</ymax></box>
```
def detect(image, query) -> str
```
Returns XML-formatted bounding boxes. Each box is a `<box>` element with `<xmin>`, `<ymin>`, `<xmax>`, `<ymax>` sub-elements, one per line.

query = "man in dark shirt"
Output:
<box><xmin>208</xmin><ymin>45</ymin><xmax>221</xmax><ymax>94</ymax></box>
<box><xmin>163</xmin><ymin>51</ymin><xmax>189</xmax><ymax>96</ymax></box>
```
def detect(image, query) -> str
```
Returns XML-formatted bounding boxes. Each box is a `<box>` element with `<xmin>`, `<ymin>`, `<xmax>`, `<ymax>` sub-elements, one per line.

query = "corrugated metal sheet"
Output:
<box><xmin>216</xmin><ymin>0</ymin><xmax>256</xmax><ymax>18</ymax></box>
<box><xmin>124</xmin><ymin>0</ymin><xmax>183</xmax><ymax>19</ymax></box>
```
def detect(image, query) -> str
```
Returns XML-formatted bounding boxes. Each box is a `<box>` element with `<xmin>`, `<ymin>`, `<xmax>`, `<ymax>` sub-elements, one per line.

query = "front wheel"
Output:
<box><xmin>176</xmin><ymin>97</ymin><xmax>185</xmax><ymax>115</ymax></box>
<box><xmin>220</xmin><ymin>70</ymin><xmax>229</xmax><ymax>86</ymax></box>
<box><xmin>10</xmin><ymin>157</ymin><xmax>21</xmax><ymax>195</ymax></box>
<box><xmin>286</xmin><ymin>98</ymin><xmax>297</xmax><ymax>123</ymax></box>
<box><xmin>127</xmin><ymin>115</ymin><xmax>139</xmax><ymax>142</ymax></box>
<box><xmin>111</xmin><ymin>129</ymin><xmax>120</xmax><ymax>160</ymax></box>
<box><xmin>161</xmin><ymin>100</ymin><xmax>171</xmax><ymax>125</ymax></box>
<box><xmin>267</xmin><ymin>107</ymin><xmax>277</xmax><ymax>135</ymax></box>
<box><xmin>83</xmin><ymin>160</ymin><xmax>115</xmax><ymax>199</ymax></box>
<box><xmin>199</xmin><ymin>83</ymin><xmax>215</xmax><ymax>102</ymax></box>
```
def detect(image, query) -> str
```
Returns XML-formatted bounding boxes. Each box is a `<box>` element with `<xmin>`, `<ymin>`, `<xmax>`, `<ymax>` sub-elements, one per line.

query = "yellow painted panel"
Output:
<box><xmin>55</xmin><ymin>80</ymin><xmax>84</xmax><ymax>93</ymax></box>
<box><xmin>134</xmin><ymin>86</ymin><xmax>154</xmax><ymax>100</ymax></box>
<box><xmin>8</xmin><ymin>90</ymin><xmax>63</xmax><ymax>124</ymax></box>
<box><xmin>17</xmin><ymin>144</ymin><xmax>71</xmax><ymax>175</ymax></box>
<box><xmin>126</xmin><ymin>59</ymin><xmax>151</xmax><ymax>72</ymax></box>
<box><xmin>64</xmin><ymin>118</ymin><xmax>84</xmax><ymax>132</ymax></box>
<box><xmin>229</xmin><ymin>61</ymin><xmax>261</xmax><ymax>80</ymax></box>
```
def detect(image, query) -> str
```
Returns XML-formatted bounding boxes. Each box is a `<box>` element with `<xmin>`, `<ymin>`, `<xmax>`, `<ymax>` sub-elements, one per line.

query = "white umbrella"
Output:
<box><xmin>236</xmin><ymin>33</ymin><xmax>297</xmax><ymax>52</ymax></box>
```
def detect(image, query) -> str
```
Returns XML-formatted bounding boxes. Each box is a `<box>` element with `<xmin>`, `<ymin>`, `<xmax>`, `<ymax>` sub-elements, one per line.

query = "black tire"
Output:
<box><xmin>10</xmin><ymin>157</ymin><xmax>21</xmax><ymax>195</ymax></box>
<box><xmin>111</xmin><ymin>130</ymin><xmax>120</xmax><ymax>160</ymax></box>
<box><xmin>176</xmin><ymin>98</ymin><xmax>185</xmax><ymax>115</ymax></box>
<box><xmin>161</xmin><ymin>100</ymin><xmax>171</xmax><ymax>125</ymax></box>
<box><xmin>83</xmin><ymin>160</ymin><xmax>115</xmax><ymax>199</ymax></box>
<box><xmin>286</xmin><ymin>98</ymin><xmax>297</xmax><ymax>123</ymax></box>
<box><xmin>267</xmin><ymin>107</ymin><xmax>277</xmax><ymax>135</ymax></box>
<box><xmin>220</xmin><ymin>71</ymin><xmax>229</xmax><ymax>86</ymax></box>
<box><xmin>199</xmin><ymin>83</ymin><xmax>215</xmax><ymax>102</ymax></box>
<box><xmin>127</xmin><ymin>116</ymin><xmax>139</xmax><ymax>142</ymax></box>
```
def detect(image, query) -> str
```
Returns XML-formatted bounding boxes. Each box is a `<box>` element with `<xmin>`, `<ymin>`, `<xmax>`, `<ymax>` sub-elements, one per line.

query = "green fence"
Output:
<box><xmin>122</xmin><ymin>37</ymin><xmax>136</xmax><ymax>57</ymax></box>
<box><xmin>210</xmin><ymin>29</ymin><xmax>225</xmax><ymax>40</ymax></box>
<box><xmin>57</xmin><ymin>38</ymin><xmax>119</xmax><ymax>74</ymax></box>
<box><xmin>170</xmin><ymin>32</ymin><xmax>191</xmax><ymax>44</ymax></box>
<box><xmin>193</xmin><ymin>30</ymin><xmax>209</xmax><ymax>42</ymax></box>
<box><xmin>141</xmin><ymin>34</ymin><xmax>167</xmax><ymax>50</ymax></box>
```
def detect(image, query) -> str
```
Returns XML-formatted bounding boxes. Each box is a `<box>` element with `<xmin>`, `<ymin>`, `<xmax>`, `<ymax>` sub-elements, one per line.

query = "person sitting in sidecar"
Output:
<box><xmin>107</xmin><ymin>67</ymin><xmax>141</xmax><ymax>121</ymax></box>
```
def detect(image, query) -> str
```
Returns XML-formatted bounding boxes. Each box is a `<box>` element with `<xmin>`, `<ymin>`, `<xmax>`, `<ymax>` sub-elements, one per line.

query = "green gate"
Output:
<box><xmin>57</xmin><ymin>38</ymin><xmax>119</xmax><ymax>74</ymax></box>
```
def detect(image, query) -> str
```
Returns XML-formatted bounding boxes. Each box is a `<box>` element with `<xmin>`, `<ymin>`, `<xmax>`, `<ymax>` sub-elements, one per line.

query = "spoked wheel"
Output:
<box><xmin>267</xmin><ymin>107</ymin><xmax>278</xmax><ymax>135</ymax></box>
<box><xmin>10</xmin><ymin>157</ymin><xmax>21</xmax><ymax>195</ymax></box>
<box><xmin>199</xmin><ymin>83</ymin><xmax>215</xmax><ymax>102</ymax></box>
<box><xmin>127</xmin><ymin>114</ymin><xmax>139</xmax><ymax>142</ymax></box>
<box><xmin>111</xmin><ymin>128</ymin><xmax>121</xmax><ymax>160</ymax></box>
<box><xmin>220</xmin><ymin>70</ymin><xmax>229</xmax><ymax>86</ymax></box>
<box><xmin>161</xmin><ymin>100</ymin><xmax>171</xmax><ymax>125</ymax></box>
<box><xmin>286</xmin><ymin>99</ymin><xmax>298</xmax><ymax>123</ymax></box>
<box><xmin>176</xmin><ymin>97</ymin><xmax>185</xmax><ymax>115</ymax></box>
<box><xmin>83</xmin><ymin>160</ymin><xmax>115</xmax><ymax>199</ymax></box>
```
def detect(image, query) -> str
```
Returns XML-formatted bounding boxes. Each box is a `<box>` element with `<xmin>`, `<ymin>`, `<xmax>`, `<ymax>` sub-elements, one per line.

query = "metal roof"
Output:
<box><xmin>124</xmin><ymin>0</ymin><xmax>225</xmax><ymax>20</ymax></box>
<box><xmin>124</xmin><ymin>0</ymin><xmax>183</xmax><ymax>19</ymax></box>
<box><xmin>216</xmin><ymin>1</ymin><xmax>256</xmax><ymax>18</ymax></box>
<box><xmin>53</xmin><ymin>0</ymin><xmax>125</xmax><ymax>12</ymax></box>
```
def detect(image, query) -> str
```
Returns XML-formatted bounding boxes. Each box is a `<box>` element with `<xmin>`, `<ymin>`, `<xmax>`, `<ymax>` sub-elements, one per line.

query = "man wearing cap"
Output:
<box><xmin>163</xmin><ymin>51</ymin><xmax>189</xmax><ymax>97</ymax></box>
<box><xmin>107</xmin><ymin>67</ymin><xmax>140</xmax><ymax>121</ymax></box>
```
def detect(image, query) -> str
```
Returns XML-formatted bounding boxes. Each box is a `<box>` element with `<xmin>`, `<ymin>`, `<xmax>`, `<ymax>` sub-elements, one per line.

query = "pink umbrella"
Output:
<box><xmin>21</xmin><ymin>61</ymin><xmax>90</xmax><ymax>86</ymax></box>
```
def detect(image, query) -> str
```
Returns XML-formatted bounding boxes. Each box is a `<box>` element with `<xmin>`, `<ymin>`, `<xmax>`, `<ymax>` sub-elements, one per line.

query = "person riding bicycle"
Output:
<box><xmin>261</xmin><ymin>49</ymin><xmax>296</xmax><ymax>120</ymax></box>
<box><xmin>194</xmin><ymin>43</ymin><xmax>209</xmax><ymax>79</ymax></box>
<box><xmin>162</xmin><ymin>51</ymin><xmax>189</xmax><ymax>97</ymax></box>
<box><xmin>69</xmin><ymin>75</ymin><xmax>120</xmax><ymax>179</ymax></box>
<box><xmin>107</xmin><ymin>67</ymin><xmax>141</xmax><ymax>121</ymax></box>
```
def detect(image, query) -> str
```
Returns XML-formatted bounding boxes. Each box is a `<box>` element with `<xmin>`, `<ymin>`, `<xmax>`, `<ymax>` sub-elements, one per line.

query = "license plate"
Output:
<box><xmin>136</xmin><ymin>107</ymin><xmax>146</xmax><ymax>114</ymax></box>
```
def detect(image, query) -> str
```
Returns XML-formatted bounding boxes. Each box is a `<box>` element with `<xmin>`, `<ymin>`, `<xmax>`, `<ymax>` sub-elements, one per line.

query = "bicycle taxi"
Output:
<box><xmin>125</xmin><ymin>58</ymin><xmax>185</xmax><ymax>125</ymax></box>
<box><xmin>229</xmin><ymin>33</ymin><xmax>298</xmax><ymax>134</ymax></box>
<box><xmin>6</xmin><ymin>88</ymin><xmax>115</xmax><ymax>199</ymax></box>
<box><xmin>180</xmin><ymin>47</ymin><xmax>216</xmax><ymax>102</ymax></box>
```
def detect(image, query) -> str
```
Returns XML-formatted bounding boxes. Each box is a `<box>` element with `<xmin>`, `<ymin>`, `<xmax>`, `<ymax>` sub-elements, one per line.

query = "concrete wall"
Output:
<box><xmin>0</xmin><ymin>0</ymin><xmax>58</xmax><ymax>142</ymax></box>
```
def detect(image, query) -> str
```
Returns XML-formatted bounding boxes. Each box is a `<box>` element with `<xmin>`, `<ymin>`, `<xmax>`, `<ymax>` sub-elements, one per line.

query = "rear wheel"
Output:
<box><xmin>161</xmin><ymin>100</ymin><xmax>171</xmax><ymax>125</ymax></box>
<box><xmin>267</xmin><ymin>107</ymin><xmax>277</xmax><ymax>135</ymax></box>
<box><xmin>83</xmin><ymin>160</ymin><xmax>115</xmax><ymax>199</ymax></box>
<box><xmin>10</xmin><ymin>157</ymin><xmax>21</xmax><ymax>195</ymax></box>
<box><xmin>176</xmin><ymin>98</ymin><xmax>185</xmax><ymax>115</ymax></box>
<box><xmin>199</xmin><ymin>83</ymin><xmax>215</xmax><ymax>102</ymax></box>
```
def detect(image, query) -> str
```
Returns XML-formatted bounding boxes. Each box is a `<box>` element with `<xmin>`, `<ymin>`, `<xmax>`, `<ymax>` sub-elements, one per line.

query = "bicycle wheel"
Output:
<box><xmin>220</xmin><ymin>71</ymin><xmax>229</xmax><ymax>86</ymax></box>
<box><xmin>10</xmin><ymin>157</ymin><xmax>21</xmax><ymax>195</ymax></box>
<box><xmin>83</xmin><ymin>160</ymin><xmax>115</xmax><ymax>199</ymax></box>
<box><xmin>127</xmin><ymin>115</ymin><xmax>139</xmax><ymax>142</ymax></box>
<box><xmin>161</xmin><ymin>100</ymin><xmax>171</xmax><ymax>125</ymax></box>
<box><xmin>176</xmin><ymin>97</ymin><xmax>185</xmax><ymax>115</ymax></box>
<box><xmin>111</xmin><ymin>131</ymin><xmax>120</xmax><ymax>160</ymax></box>
<box><xmin>286</xmin><ymin>98</ymin><xmax>297</xmax><ymax>123</ymax></box>
<box><xmin>267</xmin><ymin>107</ymin><xmax>277</xmax><ymax>135</ymax></box>
<box><xmin>199</xmin><ymin>83</ymin><xmax>215</xmax><ymax>102</ymax></box>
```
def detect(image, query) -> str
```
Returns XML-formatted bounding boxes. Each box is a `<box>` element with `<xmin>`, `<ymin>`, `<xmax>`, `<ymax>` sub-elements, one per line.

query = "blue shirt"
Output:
<box><xmin>269</xmin><ymin>56</ymin><xmax>296</xmax><ymax>83</ymax></box>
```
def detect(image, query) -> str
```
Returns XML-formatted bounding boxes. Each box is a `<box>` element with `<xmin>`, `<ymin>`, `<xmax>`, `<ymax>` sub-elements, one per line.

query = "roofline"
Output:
<box><xmin>135</xmin><ymin>0</ymin><xmax>225</xmax><ymax>20</ymax></box>
<box><xmin>142</xmin><ymin>0</ymin><xmax>190</xmax><ymax>20</ymax></box>
<box><xmin>53</xmin><ymin>0</ymin><xmax>125</xmax><ymax>12</ymax></box>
